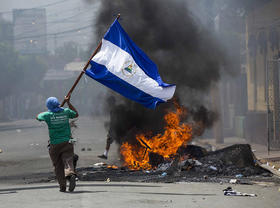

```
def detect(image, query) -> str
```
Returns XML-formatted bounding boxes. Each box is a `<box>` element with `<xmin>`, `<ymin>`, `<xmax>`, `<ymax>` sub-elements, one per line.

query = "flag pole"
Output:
<box><xmin>60</xmin><ymin>14</ymin><xmax>121</xmax><ymax>107</ymax></box>
<box><xmin>60</xmin><ymin>41</ymin><xmax>101</xmax><ymax>107</ymax></box>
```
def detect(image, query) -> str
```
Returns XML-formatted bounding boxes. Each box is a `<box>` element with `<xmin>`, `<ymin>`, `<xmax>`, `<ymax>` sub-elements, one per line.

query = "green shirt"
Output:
<box><xmin>37</xmin><ymin>108</ymin><xmax>77</xmax><ymax>144</ymax></box>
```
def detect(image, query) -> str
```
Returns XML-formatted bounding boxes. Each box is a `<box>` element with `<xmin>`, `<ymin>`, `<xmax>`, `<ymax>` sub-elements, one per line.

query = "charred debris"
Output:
<box><xmin>77</xmin><ymin>144</ymin><xmax>277</xmax><ymax>184</ymax></box>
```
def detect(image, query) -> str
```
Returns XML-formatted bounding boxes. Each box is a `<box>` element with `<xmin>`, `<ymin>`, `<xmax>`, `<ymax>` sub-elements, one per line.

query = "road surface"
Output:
<box><xmin>0</xmin><ymin>117</ymin><xmax>280</xmax><ymax>208</ymax></box>
<box><xmin>0</xmin><ymin>181</ymin><xmax>279</xmax><ymax>208</ymax></box>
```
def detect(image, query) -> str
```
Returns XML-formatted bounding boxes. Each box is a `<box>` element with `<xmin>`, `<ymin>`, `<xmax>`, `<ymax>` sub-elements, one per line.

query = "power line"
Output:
<box><xmin>48</xmin><ymin>6</ymin><xmax>97</xmax><ymax>24</ymax></box>
<box><xmin>12</xmin><ymin>24</ymin><xmax>93</xmax><ymax>41</ymax></box>
<box><xmin>3</xmin><ymin>2</ymin><xmax>97</xmax><ymax>33</ymax></box>
<box><xmin>34</xmin><ymin>0</ymin><xmax>70</xmax><ymax>9</ymax></box>
<box><xmin>10</xmin><ymin>4</ymin><xmax>96</xmax><ymax>39</ymax></box>
<box><xmin>14</xmin><ymin>13</ymin><xmax>95</xmax><ymax>27</ymax></box>
<box><xmin>0</xmin><ymin>0</ymin><xmax>70</xmax><ymax>14</ymax></box>
<box><xmin>13</xmin><ymin>16</ymin><xmax>95</xmax><ymax>39</ymax></box>
<box><xmin>47</xmin><ymin>3</ymin><xmax>89</xmax><ymax>18</ymax></box>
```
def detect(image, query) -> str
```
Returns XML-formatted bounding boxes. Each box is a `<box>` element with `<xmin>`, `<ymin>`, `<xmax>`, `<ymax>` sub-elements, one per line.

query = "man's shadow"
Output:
<box><xmin>0</xmin><ymin>183</ymin><xmax>160</xmax><ymax>194</ymax></box>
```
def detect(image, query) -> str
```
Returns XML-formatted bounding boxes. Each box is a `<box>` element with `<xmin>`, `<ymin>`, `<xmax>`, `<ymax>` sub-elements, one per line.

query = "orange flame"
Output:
<box><xmin>120</xmin><ymin>104</ymin><xmax>193</xmax><ymax>170</ymax></box>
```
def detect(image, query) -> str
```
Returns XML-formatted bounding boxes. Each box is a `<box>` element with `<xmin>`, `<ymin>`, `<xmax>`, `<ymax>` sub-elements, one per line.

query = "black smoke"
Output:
<box><xmin>87</xmin><ymin>0</ymin><xmax>226</xmax><ymax>144</ymax></box>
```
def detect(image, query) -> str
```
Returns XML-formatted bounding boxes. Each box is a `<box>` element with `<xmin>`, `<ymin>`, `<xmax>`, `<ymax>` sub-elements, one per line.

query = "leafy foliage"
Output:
<box><xmin>55</xmin><ymin>41</ymin><xmax>79</xmax><ymax>63</ymax></box>
<box><xmin>0</xmin><ymin>18</ymin><xmax>47</xmax><ymax>98</ymax></box>
<box><xmin>0</xmin><ymin>43</ymin><xmax>20</xmax><ymax>97</ymax></box>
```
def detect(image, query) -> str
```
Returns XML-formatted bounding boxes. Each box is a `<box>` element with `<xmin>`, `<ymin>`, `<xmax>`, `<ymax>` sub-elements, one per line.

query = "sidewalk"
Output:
<box><xmin>195</xmin><ymin>137</ymin><xmax>280</xmax><ymax>177</ymax></box>
<box><xmin>0</xmin><ymin>119</ymin><xmax>42</xmax><ymax>131</ymax></box>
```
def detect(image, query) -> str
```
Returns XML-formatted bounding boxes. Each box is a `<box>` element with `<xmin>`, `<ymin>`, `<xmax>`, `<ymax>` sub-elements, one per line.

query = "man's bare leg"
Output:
<box><xmin>98</xmin><ymin>136</ymin><xmax>112</xmax><ymax>159</ymax></box>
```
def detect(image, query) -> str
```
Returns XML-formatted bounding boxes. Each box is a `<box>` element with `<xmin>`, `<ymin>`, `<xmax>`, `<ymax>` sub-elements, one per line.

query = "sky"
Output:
<box><xmin>0</xmin><ymin>0</ymin><xmax>99</xmax><ymax>52</ymax></box>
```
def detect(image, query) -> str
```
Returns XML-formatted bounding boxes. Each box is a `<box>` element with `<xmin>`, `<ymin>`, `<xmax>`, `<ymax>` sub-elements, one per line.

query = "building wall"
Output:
<box><xmin>246</xmin><ymin>0</ymin><xmax>280</xmax><ymax>112</ymax></box>
<box><xmin>245</xmin><ymin>0</ymin><xmax>280</xmax><ymax>144</ymax></box>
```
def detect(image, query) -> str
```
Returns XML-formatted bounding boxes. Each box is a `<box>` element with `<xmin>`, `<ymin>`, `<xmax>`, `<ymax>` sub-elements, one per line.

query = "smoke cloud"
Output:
<box><xmin>87</xmin><ymin>0</ymin><xmax>226</xmax><ymax>143</ymax></box>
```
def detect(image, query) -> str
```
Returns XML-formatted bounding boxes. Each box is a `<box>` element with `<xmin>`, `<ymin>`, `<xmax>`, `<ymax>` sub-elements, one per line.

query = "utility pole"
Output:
<box><xmin>54</xmin><ymin>34</ymin><xmax>57</xmax><ymax>54</ymax></box>
<box><xmin>211</xmin><ymin>1</ymin><xmax>224</xmax><ymax>144</ymax></box>
<box><xmin>211</xmin><ymin>82</ymin><xmax>224</xmax><ymax>144</ymax></box>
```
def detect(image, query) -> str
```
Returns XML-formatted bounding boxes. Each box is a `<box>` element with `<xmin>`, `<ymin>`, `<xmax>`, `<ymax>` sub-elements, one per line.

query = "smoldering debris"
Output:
<box><xmin>76</xmin><ymin>144</ymin><xmax>276</xmax><ymax>184</ymax></box>
<box><xmin>104</xmin><ymin>97</ymin><xmax>217</xmax><ymax>148</ymax></box>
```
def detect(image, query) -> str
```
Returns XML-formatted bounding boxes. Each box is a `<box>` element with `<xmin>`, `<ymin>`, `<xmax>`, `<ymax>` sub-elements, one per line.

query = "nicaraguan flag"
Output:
<box><xmin>85</xmin><ymin>19</ymin><xmax>176</xmax><ymax>109</ymax></box>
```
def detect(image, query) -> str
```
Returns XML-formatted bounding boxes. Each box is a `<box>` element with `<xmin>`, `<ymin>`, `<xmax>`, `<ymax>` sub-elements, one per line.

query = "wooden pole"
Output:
<box><xmin>60</xmin><ymin>41</ymin><xmax>101</xmax><ymax>107</ymax></box>
<box><xmin>60</xmin><ymin>14</ymin><xmax>121</xmax><ymax>107</ymax></box>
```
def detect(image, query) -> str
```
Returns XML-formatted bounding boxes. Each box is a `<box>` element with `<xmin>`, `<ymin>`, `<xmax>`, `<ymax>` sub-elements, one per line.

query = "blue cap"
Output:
<box><xmin>46</xmin><ymin>97</ymin><xmax>64</xmax><ymax>113</ymax></box>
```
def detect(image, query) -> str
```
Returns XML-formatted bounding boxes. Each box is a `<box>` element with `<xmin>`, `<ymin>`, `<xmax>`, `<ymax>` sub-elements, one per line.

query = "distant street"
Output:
<box><xmin>0</xmin><ymin>116</ymin><xmax>120</xmax><ymax>183</ymax></box>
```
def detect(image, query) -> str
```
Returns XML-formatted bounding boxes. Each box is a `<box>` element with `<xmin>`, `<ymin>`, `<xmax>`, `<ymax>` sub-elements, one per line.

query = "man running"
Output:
<box><xmin>36</xmin><ymin>96</ymin><xmax>78</xmax><ymax>192</ymax></box>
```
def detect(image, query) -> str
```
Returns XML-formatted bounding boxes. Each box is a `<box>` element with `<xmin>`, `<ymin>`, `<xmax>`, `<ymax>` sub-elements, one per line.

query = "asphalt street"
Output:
<box><xmin>0</xmin><ymin>116</ymin><xmax>120</xmax><ymax>182</ymax></box>
<box><xmin>0</xmin><ymin>117</ymin><xmax>280</xmax><ymax>208</ymax></box>
<box><xmin>0</xmin><ymin>181</ymin><xmax>279</xmax><ymax>208</ymax></box>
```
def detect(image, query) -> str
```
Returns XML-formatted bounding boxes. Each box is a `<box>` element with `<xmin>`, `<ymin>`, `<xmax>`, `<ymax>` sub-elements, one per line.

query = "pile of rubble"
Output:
<box><xmin>76</xmin><ymin>144</ymin><xmax>278</xmax><ymax>184</ymax></box>
<box><xmin>178</xmin><ymin>144</ymin><xmax>269</xmax><ymax>177</ymax></box>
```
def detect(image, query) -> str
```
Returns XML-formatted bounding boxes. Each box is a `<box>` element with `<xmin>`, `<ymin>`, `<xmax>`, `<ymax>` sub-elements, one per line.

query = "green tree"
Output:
<box><xmin>0</xmin><ymin>43</ymin><xmax>21</xmax><ymax>98</ymax></box>
<box><xmin>0</xmin><ymin>18</ymin><xmax>18</xmax><ymax>99</ymax></box>
<box><xmin>0</xmin><ymin>17</ymin><xmax>48</xmax><ymax>119</ymax></box>
<box><xmin>0</xmin><ymin>16</ymin><xmax>13</xmax><ymax>45</ymax></box>
<box><xmin>55</xmin><ymin>41</ymin><xmax>79</xmax><ymax>63</ymax></box>
<box><xmin>16</xmin><ymin>55</ymin><xmax>47</xmax><ymax>93</ymax></box>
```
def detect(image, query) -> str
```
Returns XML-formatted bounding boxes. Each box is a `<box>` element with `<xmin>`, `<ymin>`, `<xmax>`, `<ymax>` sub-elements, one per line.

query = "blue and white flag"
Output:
<box><xmin>85</xmin><ymin>19</ymin><xmax>176</xmax><ymax>109</ymax></box>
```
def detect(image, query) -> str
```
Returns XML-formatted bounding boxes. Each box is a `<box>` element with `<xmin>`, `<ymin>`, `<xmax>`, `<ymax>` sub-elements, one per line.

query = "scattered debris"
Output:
<box><xmin>93</xmin><ymin>162</ymin><xmax>107</xmax><ymax>168</ymax></box>
<box><xmin>81</xmin><ymin>147</ymin><xmax>92</xmax><ymax>151</ymax></box>
<box><xmin>160</xmin><ymin>172</ymin><xmax>167</xmax><ymax>178</ymax></box>
<box><xmin>209</xmin><ymin>166</ymin><xmax>217</xmax><ymax>171</ymax></box>
<box><xmin>229</xmin><ymin>179</ymin><xmax>238</xmax><ymax>184</ymax></box>
<box><xmin>223</xmin><ymin>187</ymin><xmax>257</xmax><ymax>197</ymax></box>
<box><xmin>194</xmin><ymin>160</ymin><xmax>202</xmax><ymax>166</ymax></box>
<box><xmin>157</xmin><ymin>162</ymin><xmax>172</xmax><ymax>171</ymax></box>
<box><xmin>235</xmin><ymin>174</ymin><xmax>243</xmax><ymax>178</ymax></box>
<box><xmin>50</xmin><ymin>144</ymin><xmax>278</xmax><ymax>184</ymax></box>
